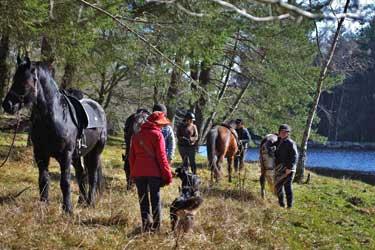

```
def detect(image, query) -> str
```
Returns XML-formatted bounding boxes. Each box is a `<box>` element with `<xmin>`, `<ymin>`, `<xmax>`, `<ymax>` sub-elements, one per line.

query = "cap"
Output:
<box><xmin>235</xmin><ymin>119</ymin><xmax>243</xmax><ymax>125</ymax></box>
<box><xmin>152</xmin><ymin>104</ymin><xmax>167</xmax><ymax>114</ymax></box>
<box><xmin>279</xmin><ymin>124</ymin><xmax>291</xmax><ymax>132</ymax></box>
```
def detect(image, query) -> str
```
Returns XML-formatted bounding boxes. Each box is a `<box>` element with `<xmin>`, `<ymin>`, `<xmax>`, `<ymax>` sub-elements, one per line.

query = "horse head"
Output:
<box><xmin>2</xmin><ymin>57</ymin><xmax>53</xmax><ymax>114</ymax></box>
<box><xmin>132</xmin><ymin>110</ymin><xmax>150</xmax><ymax>134</ymax></box>
<box><xmin>2</xmin><ymin>56</ymin><xmax>38</xmax><ymax>114</ymax></box>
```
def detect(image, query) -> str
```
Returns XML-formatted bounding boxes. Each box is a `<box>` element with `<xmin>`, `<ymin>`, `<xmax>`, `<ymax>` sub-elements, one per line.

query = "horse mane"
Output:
<box><xmin>221</xmin><ymin>119</ymin><xmax>236</xmax><ymax>129</ymax></box>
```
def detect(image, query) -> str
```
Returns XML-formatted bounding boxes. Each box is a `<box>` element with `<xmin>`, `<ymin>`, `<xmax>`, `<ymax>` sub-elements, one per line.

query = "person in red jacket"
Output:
<box><xmin>129</xmin><ymin>111</ymin><xmax>173</xmax><ymax>232</ymax></box>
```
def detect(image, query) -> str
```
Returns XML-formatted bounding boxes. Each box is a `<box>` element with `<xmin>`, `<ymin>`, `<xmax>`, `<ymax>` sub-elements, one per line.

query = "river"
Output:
<box><xmin>198</xmin><ymin>147</ymin><xmax>375</xmax><ymax>173</ymax></box>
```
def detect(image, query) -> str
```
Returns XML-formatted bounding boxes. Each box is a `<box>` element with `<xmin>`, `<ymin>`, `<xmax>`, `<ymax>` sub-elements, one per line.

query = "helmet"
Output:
<box><xmin>184</xmin><ymin>112</ymin><xmax>196</xmax><ymax>121</ymax></box>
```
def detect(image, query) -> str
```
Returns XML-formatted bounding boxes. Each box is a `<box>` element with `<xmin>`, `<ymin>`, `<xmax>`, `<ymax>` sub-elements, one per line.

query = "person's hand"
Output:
<box><xmin>168</xmin><ymin>159</ymin><xmax>173</xmax><ymax>165</ymax></box>
<box><xmin>285</xmin><ymin>169</ymin><xmax>292</xmax><ymax>175</ymax></box>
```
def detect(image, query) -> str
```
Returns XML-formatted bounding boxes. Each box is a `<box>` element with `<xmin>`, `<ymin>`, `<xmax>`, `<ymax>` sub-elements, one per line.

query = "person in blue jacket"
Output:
<box><xmin>152</xmin><ymin>104</ymin><xmax>176</xmax><ymax>163</ymax></box>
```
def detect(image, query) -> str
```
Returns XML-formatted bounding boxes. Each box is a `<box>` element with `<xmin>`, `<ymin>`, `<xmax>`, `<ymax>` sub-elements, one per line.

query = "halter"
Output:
<box><xmin>9</xmin><ymin>66</ymin><xmax>39</xmax><ymax>103</ymax></box>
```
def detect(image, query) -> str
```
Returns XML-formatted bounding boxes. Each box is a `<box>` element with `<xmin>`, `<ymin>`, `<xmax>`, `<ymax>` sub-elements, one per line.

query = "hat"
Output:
<box><xmin>235</xmin><ymin>118</ymin><xmax>243</xmax><ymax>125</ymax></box>
<box><xmin>152</xmin><ymin>103</ymin><xmax>167</xmax><ymax>114</ymax></box>
<box><xmin>147</xmin><ymin>111</ymin><xmax>170</xmax><ymax>125</ymax></box>
<box><xmin>184</xmin><ymin>112</ymin><xmax>196</xmax><ymax>121</ymax></box>
<box><xmin>279</xmin><ymin>124</ymin><xmax>291</xmax><ymax>132</ymax></box>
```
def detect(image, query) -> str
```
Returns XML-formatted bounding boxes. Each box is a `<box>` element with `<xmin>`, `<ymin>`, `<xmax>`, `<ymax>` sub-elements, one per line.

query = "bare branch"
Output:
<box><xmin>212</xmin><ymin>0</ymin><xmax>371</xmax><ymax>21</ymax></box>
<box><xmin>176</xmin><ymin>3</ymin><xmax>208</xmax><ymax>17</ymax></box>
<box><xmin>77</xmin><ymin>0</ymin><xmax>207</xmax><ymax>95</ymax></box>
<box><xmin>212</xmin><ymin>0</ymin><xmax>291</xmax><ymax>21</ymax></box>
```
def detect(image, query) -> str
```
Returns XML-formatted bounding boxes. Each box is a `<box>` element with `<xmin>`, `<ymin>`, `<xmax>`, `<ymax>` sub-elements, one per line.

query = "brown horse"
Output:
<box><xmin>206</xmin><ymin>121</ymin><xmax>239</xmax><ymax>183</ymax></box>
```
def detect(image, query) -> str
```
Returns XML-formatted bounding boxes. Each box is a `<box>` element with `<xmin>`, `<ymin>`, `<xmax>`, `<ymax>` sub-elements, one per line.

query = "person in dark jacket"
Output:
<box><xmin>274</xmin><ymin>124</ymin><xmax>298</xmax><ymax>208</ymax></box>
<box><xmin>129</xmin><ymin>111</ymin><xmax>173</xmax><ymax>232</ymax></box>
<box><xmin>234</xmin><ymin>119</ymin><xmax>251</xmax><ymax>171</ymax></box>
<box><xmin>152</xmin><ymin>104</ymin><xmax>176</xmax><ymax>163</ymax></box>
<box><xmin>177</xmin><ymin>112</ymin><xmax>199</xmax><ymax>174</ymax></box>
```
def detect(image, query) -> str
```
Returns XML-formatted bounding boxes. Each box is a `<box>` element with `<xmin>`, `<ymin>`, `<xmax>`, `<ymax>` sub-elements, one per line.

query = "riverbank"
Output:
<box><xmin>308</xmin><ymin>141</ymin><xmax>375</xmax><ymax>150</ymax></box>
<box><xmin>306</xmin><ymin>167</ymin><xmax>375</xmax><ymax>186</ymax></box>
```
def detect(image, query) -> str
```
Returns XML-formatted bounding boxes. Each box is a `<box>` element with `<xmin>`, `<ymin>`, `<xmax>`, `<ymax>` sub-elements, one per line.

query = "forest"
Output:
<box><xmin>0</xmin><ymin>0</ymin><xmax>374</xmax><ymax>177</ymax></box>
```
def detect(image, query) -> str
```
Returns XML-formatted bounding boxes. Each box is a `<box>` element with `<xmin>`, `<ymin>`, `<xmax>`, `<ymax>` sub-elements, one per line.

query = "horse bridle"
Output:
<box><xmin>9</xmin><ymin>66</ymin><xmax>39</xmax><ymax>103</ymax></box>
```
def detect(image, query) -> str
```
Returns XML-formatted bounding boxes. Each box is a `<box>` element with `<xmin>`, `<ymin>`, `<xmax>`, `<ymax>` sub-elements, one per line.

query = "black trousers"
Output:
<box><xmin>123</xmin><ymin>154</ymin><xmax>132</xmax><ymax>189</ymax></box>
<box><xmin>178</xmin><ymin>145</ymin><xmax>197</xmax><ymax>174</ymax></box>
<box><xmin>275</xmin><ymin>172</ymin><xmax>295</xmax><ymax>208</ymax></box>
<box><xmin>135</xmin><ymin>176</ymin><xmax>162</xmax><ymax>231</ymax></box>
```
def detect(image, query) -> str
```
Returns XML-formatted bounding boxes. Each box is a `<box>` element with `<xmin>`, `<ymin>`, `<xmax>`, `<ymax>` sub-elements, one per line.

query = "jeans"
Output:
<box><xmin>275</xmin><ymin>172</ymin><xmax>295</xmax><ymax>208</ymax></box>
<box><xmin>178</xmin><ymin>145</ymin><xmax>197</xmax><ymax>174</ymax></box>
<box><xmin>234</xmin><ymin>146</ymin><xmax>247</xmax><ymax>171</ymax></box>
<box><xmin>135</xmin><ymin>176</ymin><xmax>162</xmax><ymax>231</ymax></box>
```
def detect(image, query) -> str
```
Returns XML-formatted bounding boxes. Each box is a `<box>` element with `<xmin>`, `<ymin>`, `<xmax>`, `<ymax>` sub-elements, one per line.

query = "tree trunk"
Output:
<box><xmin>194</xmin><ymin>61</ymin><xmax>211</xmax><ymax>140</ymax></box>
<box><xmin>201</xmin><ymin>35</ymin><xmax>240</xmax><ymax>139</ymax></box>
<box><xmin>97</xmin><ymin>71</ymin><xmax>106</xmax><ymax>105</ymax></box>
<box><xmin>222</xmin><ymin>80</ymin><xmax>252</xmax><ymax>121</ymax></box>
<box><xmin>61</xmin><ymin>62</ymin><xmax>77</xmax><ymax>89</ymax></box>
<box><xmin>166</xmin><ymin>51</ymin><xmax>183</xmax><ymax>126</ymax></box>
<box><xmin>0</xmin><ymin>33</ymin><xmax>10</xmax><ymax>103</ymax></box>
<box><xmin>295</xmin><ymin>0</ymin><xmax>350</xmax><ymax>182</ymax></box>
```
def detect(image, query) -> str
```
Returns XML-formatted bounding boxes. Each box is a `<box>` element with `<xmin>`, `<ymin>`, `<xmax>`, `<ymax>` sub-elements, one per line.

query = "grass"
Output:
<box><xmin>1</xmin><ymin>120</ymin><xmax>375</xmax><ymax>249</ymax></box>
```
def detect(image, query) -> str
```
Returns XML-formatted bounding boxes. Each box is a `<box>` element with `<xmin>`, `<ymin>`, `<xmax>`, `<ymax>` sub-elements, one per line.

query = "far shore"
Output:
<box><xmin>245</xmin><ymin>159</ymin><xmax>375</xmax><ymax>185</ymax></box>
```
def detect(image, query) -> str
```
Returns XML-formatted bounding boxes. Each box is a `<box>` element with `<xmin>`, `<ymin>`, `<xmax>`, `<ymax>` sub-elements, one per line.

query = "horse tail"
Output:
<box><xmin>206</xmin><ymin>127</ymin><xmax>219</xmax><ymax>181</ymax></box>
<box><xmin>96</xmin><ymin>160</ymin><xmax>104</xmax><ymax>194</ymax></box>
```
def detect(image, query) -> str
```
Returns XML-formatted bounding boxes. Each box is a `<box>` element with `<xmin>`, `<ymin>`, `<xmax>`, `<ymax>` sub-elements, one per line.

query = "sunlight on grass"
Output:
<box><xmin>1</xmin><ymin>122</ymin><xmax>375</xmax><ymax>249</ymax></box>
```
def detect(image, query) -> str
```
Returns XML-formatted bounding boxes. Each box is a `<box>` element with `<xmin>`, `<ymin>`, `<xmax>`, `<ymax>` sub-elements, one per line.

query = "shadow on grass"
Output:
<box><xmin>127</xmin><ymin>226</ymin><xmax>143</xmax><ymax>237</ymax></box>
<box><xmin>200</xmin><ymin>185</ymin><xmax>258</xmax><ymax>202</ymax></box>
<box><xmin>79</xmin><ymin>212</ymin><xmax>129</xmax><ymax>227</ymax></box>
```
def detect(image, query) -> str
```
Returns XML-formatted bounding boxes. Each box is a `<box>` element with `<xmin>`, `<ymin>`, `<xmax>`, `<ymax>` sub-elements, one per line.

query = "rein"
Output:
<box><xmin>0</xmin><ymin>112</ymin><xmax>20</xmax><ymax>168</ymax></box>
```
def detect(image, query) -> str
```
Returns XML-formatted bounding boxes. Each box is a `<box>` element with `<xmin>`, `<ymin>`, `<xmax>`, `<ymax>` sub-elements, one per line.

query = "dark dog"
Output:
<box><xmin>170</xmin><ymin>168</ymin><xmax>203</xmax><ymax>233</ymax></box>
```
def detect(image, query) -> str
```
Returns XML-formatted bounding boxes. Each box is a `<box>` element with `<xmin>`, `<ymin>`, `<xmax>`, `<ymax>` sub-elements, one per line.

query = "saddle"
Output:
<box><xmin>62</xmin><ymin>92</ymin><xmax>106</xmax><ymax>153</ymax></box>
<box><xmin>220</xmin><ymin>123</ymin><xmax>241</xmax><ymax>149</ymax></box>
<box><xmin>63</xmin><ymin>94</ymin><xmax>106</xmax><ymax>132</ymax></box>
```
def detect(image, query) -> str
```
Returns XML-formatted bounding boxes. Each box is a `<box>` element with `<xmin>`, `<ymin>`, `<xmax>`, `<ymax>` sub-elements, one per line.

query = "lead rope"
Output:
<box><xmin>0</xmin><ymin>112</ymin><xmax>20</xmax><ymax>169</ymax></box>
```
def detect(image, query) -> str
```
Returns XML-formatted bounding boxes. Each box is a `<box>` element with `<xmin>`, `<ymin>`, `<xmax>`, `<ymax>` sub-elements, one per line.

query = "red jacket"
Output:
<box><xmin>129</xmin><ymin>121</ymin><xmax>172</xmax><ymax>185</ymax></box>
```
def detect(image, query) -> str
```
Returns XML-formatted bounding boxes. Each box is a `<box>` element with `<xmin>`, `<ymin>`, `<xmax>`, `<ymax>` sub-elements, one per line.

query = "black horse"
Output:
<box><xmin>2</xmin><ymin>57</ymin><xmax>107</xmax><ymax>213</ymax></box>
<box><xmin>123</xmin><ymin>109</ymin><xmax>149</xmax><ymax>189</ymax></box>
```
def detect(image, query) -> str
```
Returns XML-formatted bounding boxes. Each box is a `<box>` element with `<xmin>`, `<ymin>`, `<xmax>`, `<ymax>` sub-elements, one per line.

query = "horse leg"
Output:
<box><xmin>85</xmin><ymin>151</ymin><xmax>101</xmax><ymax>206</ymax></box>
<box><xmin>215</xmin><ymin>155</ymin><xmax>224</xmax><ymax>183</ymax></box>
<box><xmin>72</xmin><ymin>157</ymin><xmax>88</xmax><ymax>205</ymax></box>
<box><xmin>260</xmin><ymin>171</ymin><xmax>266</xmax><ymax>199</ymax></box>
<box><xmin>57</xmin><ymin>152</ymin><xmax>73</xmax><ymax>213</ymax></box>
<box><xmin>35</xmin><ymin>153</ymin><xmax>50</xmax><ymax>203</ymax></box>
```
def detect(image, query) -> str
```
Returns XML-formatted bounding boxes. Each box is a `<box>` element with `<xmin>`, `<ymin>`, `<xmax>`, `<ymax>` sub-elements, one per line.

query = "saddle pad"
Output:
<box><xmin>80</xmin><ymin>99</ymin><xmax>106</xmax><ymax>129</ymax></box>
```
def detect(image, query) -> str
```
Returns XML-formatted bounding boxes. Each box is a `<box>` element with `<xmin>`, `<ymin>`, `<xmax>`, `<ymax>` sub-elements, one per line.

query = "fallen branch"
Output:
<box><xmin>0</xmin><ymin>186</ymin><xmax>30</xmax><ymax>204</ymax></box>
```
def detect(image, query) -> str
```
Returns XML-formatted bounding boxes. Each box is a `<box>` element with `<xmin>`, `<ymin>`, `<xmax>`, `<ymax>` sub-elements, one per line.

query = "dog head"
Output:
<box><xmin>175</xmin><ymin>167</ymin><xmax>201</xmax><ymax>192</ymax></box>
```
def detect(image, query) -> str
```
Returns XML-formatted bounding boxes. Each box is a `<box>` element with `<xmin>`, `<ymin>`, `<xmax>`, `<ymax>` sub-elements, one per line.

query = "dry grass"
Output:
<box><xmin>1</xmin><ymin>129</ymin><xmax>375</xmax><ymax>249</ymax></box>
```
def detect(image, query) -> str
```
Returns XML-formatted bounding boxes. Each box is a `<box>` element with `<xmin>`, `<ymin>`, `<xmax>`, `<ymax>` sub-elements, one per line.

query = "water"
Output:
<box><xmin>198</xmin><ymin>146</ymin><xmax>375</xmax><ymax>173</ymax></box>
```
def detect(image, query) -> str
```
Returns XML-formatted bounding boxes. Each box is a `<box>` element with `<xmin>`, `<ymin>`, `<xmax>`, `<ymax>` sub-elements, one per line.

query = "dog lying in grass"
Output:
<box><xmin>170</xmin><ymin>168</ymin><xmax>203</xmax><ymax>233</ymax></box>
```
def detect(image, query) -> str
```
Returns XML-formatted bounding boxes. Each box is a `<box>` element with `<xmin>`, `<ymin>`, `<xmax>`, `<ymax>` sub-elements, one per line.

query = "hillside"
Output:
<box><xmin>0</xmin><ymin>128</ymin><xmax>375</xmax><ymax>249</ymax></box>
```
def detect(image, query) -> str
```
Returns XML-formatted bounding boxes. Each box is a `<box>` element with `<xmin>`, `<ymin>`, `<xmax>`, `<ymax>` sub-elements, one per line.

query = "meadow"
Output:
<box><xmin>1</xmin><ymin>121</ymin><xmax>375</xmax><ymax>250</ymax></box>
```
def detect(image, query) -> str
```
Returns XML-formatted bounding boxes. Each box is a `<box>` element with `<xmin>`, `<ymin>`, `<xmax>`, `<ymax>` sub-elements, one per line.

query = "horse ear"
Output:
<box><xmin>25</xmin><ymin>56</ymin><xmax>31</xmax><ymax>68</ymax></box>
<box><xmin>47</xmin><ymin>60</ymin><xmax>54</xmax><ymax>72</ymax></box>
<box><xmin>17</xmin><ymin>55</ymin><xmax>22</xmax><ymax>65</ymax></box>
